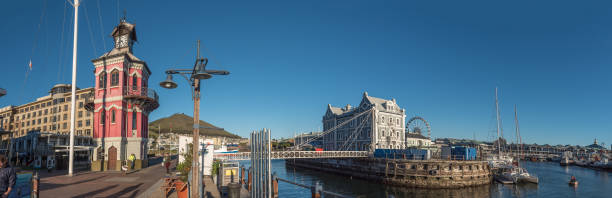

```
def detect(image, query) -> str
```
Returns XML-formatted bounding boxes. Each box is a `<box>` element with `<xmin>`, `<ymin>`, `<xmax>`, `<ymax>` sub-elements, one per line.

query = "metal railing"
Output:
<box><xmin>123</xmin><ymin>86</ymin><xmax>159</xmax><ymax>102</ymax></box>
<box><xmin>215</xmin><ymin>150</ymin><xmax>370</xmax><ymax>161</ymax></box>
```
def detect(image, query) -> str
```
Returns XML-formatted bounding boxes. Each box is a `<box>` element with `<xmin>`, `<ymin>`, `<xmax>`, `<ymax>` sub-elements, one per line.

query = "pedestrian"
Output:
<box><xmin>129</xmin><ymin>154</ymin><xmax>136</xmax><ymax>170</ymax></box>
<box><xmin>164</xmin><ymin>153</ymin><xmax>171</xmax><ymax>174</ymax></box>
<box><xmin>0</xmin><ymin>154</ymin><xmax>16</xmax><ymax>198</ymax></box>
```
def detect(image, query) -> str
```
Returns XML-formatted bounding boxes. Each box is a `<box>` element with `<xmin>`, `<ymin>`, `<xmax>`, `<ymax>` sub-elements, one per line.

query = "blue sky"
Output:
<box><xmin>0</xmin><ymin>0</ymin><xmax>610</xmax><ymax>146</ymax></box>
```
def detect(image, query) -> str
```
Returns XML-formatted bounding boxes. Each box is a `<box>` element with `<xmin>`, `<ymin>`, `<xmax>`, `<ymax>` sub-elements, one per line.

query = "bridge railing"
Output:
<box><xmin>214</xmin><ymin>150</ymin><xmax>370</xmax><ymax>161</ymax></box>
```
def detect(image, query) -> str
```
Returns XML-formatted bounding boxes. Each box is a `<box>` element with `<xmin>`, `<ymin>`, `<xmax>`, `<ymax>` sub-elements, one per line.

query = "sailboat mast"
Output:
<box><xmin>514</xmin><ymin>105</ymin><xmax>520</xmax><ymax>165</ymax></box>
<box><xmin>495</xmin><ymin>87</ymin><xmax>502</xmax><ymax>155</ymax></box>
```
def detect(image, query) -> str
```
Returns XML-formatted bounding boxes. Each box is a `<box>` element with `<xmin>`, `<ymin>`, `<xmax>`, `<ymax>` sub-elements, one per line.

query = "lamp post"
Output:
<box><xmin>160</xmin><ymin>40</ymin><xmax>229</xmax><ymax>198</ymax></box>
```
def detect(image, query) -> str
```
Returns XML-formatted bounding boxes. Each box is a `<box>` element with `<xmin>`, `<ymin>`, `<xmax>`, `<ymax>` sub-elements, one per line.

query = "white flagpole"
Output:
<box><xmin>68</xmin><ymin>0</ymin><xmax>80</xmax><ymax>177</ymax></box>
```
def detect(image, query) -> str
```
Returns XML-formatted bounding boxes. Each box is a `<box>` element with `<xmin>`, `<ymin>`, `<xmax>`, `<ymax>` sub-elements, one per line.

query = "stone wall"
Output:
<box><xmin>286</xmin><ymin>158</ymin><xmax>492</xmax><ymax>188</ymax></box>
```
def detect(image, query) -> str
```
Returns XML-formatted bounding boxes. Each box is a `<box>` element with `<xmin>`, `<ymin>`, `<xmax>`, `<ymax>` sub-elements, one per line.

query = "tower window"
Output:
<box><xmin>100</xmin><ymin>111</ymin><xmax>105</xmax><ymax>125</ymax></box>
<box><xmin>99</xmin><ymin>72</ymin><xmax>107</xmax><ymax>89</ymax></box>
<box><xmin>132</xmin><ymin>75</ymin><xmax>138</xmax><ymax>90</ymax></box>
<box><xmin>132</xmin><ymin>112</ymin><xmax>137</xmax><ymax>130</ymax></box>
<box><xmin>111</xmin><ymin>71</ymin><xmax>119</xmax><ymax>86</ymax></box>
<box><xmin>111</xmin><ymin>109</ymin><xmax>116</xmax><ymax>123</ymax></box>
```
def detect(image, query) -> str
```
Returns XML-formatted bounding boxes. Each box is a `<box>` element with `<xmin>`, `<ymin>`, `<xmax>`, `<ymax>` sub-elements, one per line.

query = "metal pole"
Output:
<box><xmin>68</xmin><ymin>0</ymin><xmax>80</xmax><ymax>177</ymax></box>
<box><xmin>267</xmin><ymin>129</ymin><xmax>272</xmax><ymax>198</ymax></box>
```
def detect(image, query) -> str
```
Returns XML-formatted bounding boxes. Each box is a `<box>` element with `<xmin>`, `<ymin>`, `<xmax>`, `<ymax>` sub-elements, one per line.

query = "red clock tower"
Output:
<box><xmin>90</xmin><ymin>19</ymin><xmax>159</xmax><ymax>171</ymax></box>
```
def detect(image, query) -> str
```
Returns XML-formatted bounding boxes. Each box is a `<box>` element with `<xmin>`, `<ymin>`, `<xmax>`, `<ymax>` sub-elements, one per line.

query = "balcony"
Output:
<box><xmin>123</xmin><ymin>86</ymin><xmax>160</xmax><ymax>113</ymax></box>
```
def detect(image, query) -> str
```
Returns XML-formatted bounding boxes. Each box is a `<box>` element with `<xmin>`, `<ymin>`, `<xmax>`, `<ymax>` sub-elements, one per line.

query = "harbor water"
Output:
<box><xmin>240</xmin><ymin>160</ymin><xmax>612</xmax><ymax>197</ymax></box>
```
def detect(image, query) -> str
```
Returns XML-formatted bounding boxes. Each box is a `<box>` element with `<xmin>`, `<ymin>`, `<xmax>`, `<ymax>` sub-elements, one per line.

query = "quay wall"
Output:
<box><xmin>286</xmin><ymin>158</ymin><xmax>492</xmax><ymax>188</ymax></box>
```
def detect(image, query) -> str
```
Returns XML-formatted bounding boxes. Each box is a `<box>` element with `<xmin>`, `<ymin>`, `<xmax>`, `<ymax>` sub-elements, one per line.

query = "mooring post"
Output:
<box><xmin>31</xmin><ymin>170</ymin><xmax>39</xmax><ymax>198</ymax></box>
<box><xmin>248</xmin><ymin>167</ymin><xmax>252</xmax><ymax>191</ymax></box>
<box><xmin>240</xmin><ymin>166</ymin><xmax>245</xmax><ymax>185</ymax></box>
<box><xmin>272</xmin><ymin>172</ymin><xmax>279</xmax><ymax>198</ymax></box>
<box><xmin>311</xmin><ymin>181</ymin><xmax>322</xmax><ymax>198</ymax></box>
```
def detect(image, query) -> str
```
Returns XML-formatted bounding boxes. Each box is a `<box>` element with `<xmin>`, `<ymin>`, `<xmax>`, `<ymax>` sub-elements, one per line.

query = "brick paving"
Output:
<box><xmin>40</xmin><ymin>157</ymin><xmax>175</xmax><ymax>198</ymax></box>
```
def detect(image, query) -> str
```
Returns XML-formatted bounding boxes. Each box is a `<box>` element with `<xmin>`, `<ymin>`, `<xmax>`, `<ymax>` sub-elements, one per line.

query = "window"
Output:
<box><xmin>99</xmin><ymin>72</ymin><xmax>107</xmax><ymax>88</ymax></box>
<box><xmin>111</xmin><ymin>71</ymin><xmax>119</xmax><ymax>86</ymax></box>
<box><xmin>43</xmin><ymin>126</ymin><xmax>46</xmax><ymax>131</ymax></box>
<box><xmin>44</xmin><ymin>109</ymin><xmax>48</xmax><ymax>115</ymax></box>
<box><xmin>86</xmin><ymin>120</ymin><xmax>90</xmax><ymax>126</ymax></box>
<box><xmin>78</xmin><ymin>121</ymin><xmax>82</xmax><ymax>127</ymax></box>
<box><xmin>63</xmin><ymin>123</ymin><xmax>67</xmax><ymax>129</ymax></box>
<box><xmin>27</xmin><ymin>113</ymin><xmax>30</xmax><ymax>118</ymax></box>
<box><xmin>132</xmin><ymin>112</ymin><xmax>137</xmax><ymax>130</ymax></box>
<box><xmin>26</xmin><ymin>121</ymin><xmax>30</xmax><ymax>126</ymax></box>
<box><xmin>44</xmin><ymin>117</ymin><xmax>47</xmax><ymax>123</ymax></box>
<box><xmin>64</xmin><ymin>105</ymin><xmax>68</xmax><ymax>111</ymax></box>
<box><xmin>86</xmin><ymin>112</ymin><xmax>90</xmax><ymax>117</ymax></box>
<box><xmin>100</xmin><ymin>111</ymin><xmax>105</xmax><ymax>125</ymax></box>
<box><xmin>78</xmin><ymin>111</ymin><xmax>83</xmax><ymax>118</ymax></box>
<box><xmin>37</xmin><ymin>119</ymin><xmax>41</xmax><ymax>124</ymax></box>
<box><xmin>111</xmin><ymin>109</ymin><xmax>116</xmax><ymax>123</ymax></box>
<box><xmin>63</xmin><ymin>114</ymin><xmax>67</xmax><ymax>120</ymax></box>
<box><xmin>132</xmin><ymin>75</ymin><xmax>138</xmax><ymax>90</ymax></box>
<box><xmin>79</xmin><ymin>102</ymin><xmax>83</xmax><ymax>108</ymax></box>
<box><xmin>86</xmin><ymin>129</ymin><xmax>91</xmax><ymax>136</ymax></box>
<box><xmin>42</xmin><ymin>103</ymin><xmax>46</xmax><ymax>108</ymax></box>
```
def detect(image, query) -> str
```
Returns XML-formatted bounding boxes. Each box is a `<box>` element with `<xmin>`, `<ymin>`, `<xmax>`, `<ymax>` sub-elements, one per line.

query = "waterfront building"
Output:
<box><xmin>322</xmin><ymin>92</ymin><xmax>406</xmax><ymax>151</ymax></box>
<box><xmin>405</xmin><ymin>132</ymin><xmax>433</xmax><ymax>147</ymax></box>
<box><xmin>90</xmin><ymin>19</ymin><xmax>159</xmax><ymax>171</ymax></box>
<box><xmin>0</xmin><ymin>84</ymin><xmax>94</xmax><ymax>138</ymax></box>
<box><xmin>294</xmin><ymin>131</ymin><xmax>324</xmax><ymax>149</ymax></box>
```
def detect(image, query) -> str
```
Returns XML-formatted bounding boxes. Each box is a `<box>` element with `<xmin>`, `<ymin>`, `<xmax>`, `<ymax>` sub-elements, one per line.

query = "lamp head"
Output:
<box><xmin>159</xmin><ymin>74</ymin><xmax>178</xmax><ymax>89</ymax></box>
<box><xmin>193</xmin><ymin>62</ymin><xmax>212</xmax><ymax>79</ymax></box>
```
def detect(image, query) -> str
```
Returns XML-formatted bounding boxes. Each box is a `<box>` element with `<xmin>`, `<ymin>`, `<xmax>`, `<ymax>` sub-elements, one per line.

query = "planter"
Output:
<box><xmin>175</xmin><ymin>180</ymin><xmax>189</xmax><ymax>198</ymax></box>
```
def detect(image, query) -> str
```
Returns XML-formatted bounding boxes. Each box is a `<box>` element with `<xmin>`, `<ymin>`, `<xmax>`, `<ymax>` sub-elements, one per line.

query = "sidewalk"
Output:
<box><xmin>40</xmin><ymin>157</ymin><xmax>175</xmax><ymax>198</ymax></box>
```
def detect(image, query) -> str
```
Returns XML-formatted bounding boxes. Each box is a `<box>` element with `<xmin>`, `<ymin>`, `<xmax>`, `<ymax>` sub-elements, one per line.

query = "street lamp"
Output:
<box><xmin>160</xmin><ymin>40</ymin><xmax>229</xmax><ymax>198</ymax></box>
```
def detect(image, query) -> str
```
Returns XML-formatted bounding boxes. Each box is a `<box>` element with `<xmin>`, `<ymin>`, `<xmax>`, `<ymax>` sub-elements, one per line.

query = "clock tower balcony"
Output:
<box><xmin>123</xmin><ymin>86</ymin><xmax>160</xmax><ymax>113</ymax></box>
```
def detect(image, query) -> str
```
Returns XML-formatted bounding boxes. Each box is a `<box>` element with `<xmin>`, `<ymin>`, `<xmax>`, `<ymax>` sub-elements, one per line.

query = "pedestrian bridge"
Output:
<box><xmin>214</xmin><ymin>151</ymin><xmax>370</xmax><ymax>161</ymax></box>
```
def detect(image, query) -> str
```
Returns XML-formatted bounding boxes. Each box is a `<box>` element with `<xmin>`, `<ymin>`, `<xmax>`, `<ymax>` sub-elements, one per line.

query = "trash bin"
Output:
<box><xmin>228</xmin><ymin>182</ymin><xmax>241</xmax><ymax>198</ymax></box>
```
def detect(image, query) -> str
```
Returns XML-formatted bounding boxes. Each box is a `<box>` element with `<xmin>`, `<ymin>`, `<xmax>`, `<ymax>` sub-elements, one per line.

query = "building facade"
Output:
<box><xmin>0</xmin><ymin>84</ymin><xmax>94</xmax><ymax>138</ymax></box>
<box><xmin>322</xmin><ymin>92</ymin><xmax>406</xmax><ymax>151</ymax></box>
<box><xmin>90</xmin><ymin>19</ymin><xmax>158</xmax><ymax>171</ymax></box>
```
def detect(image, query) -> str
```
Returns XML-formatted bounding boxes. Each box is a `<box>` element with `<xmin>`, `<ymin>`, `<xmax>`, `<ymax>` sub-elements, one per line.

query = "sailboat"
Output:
<box><xmin>512</xmin><ymin>105</ymin><xmax>539</xmax><ymax>184</ymax></box>
<box><xmin>488</xmin><ymin>87</ymin><xmax>514</xmax><ymax>170</ymax></box>
<box><xmin>489</xmin><ymin>87</ymin><xmax>516</xmax><ymax>184</ymax></box>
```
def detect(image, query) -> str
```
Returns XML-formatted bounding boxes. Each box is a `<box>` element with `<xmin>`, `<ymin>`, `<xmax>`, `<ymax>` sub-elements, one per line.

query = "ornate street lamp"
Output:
<box><xmin>160</xmin><ymin>40</ymin><xmax>229</xmax><ymax>198</ymax></box>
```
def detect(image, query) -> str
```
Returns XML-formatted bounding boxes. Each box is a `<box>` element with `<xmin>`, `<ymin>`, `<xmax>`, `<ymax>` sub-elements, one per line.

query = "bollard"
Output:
<box><xmin>228</xmin><ymin>183</ymin><xmax>241</xmax><ymax>198</ymax></box>
<box><xmin>31</xmin><ymin>170</ymin><xmax>40</xmax><ymax>198</ymax></box>
<box><xmin>247</xmin><ymin>167</ymin><xmax>252</xmax><ymax>192</ymax></box>
<box><xmin>272</xmin><ymin>173</ymin><xmax>279</xmax><ymax>198</ymax></box>
<box><xmin>240</xmin><ymin>166</ymin><xmax>245</xmax><ymax>185</ymax></box>
<box><xmin>311</xmin><ymin>181</ymin><xmax>322</xmax><ymax>198</ymax></box>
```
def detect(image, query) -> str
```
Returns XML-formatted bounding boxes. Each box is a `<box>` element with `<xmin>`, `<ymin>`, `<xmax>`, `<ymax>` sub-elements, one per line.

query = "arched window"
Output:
<box><xmin>111</xmin><ymin>109</ymin><xmax>116</xmax><ymax>123</ymax></box>
<box><xmin>99</xmin><ymin>72</ymin><xmax>106</xmax><ymax>89</ymax></box>
<box><xmin>111</xmin><ymin>71</ymin><xmax>119</xmax><ymax>86</ymax></box>
<box><xmin>100</xmin><ymin>110</ymin><xmax>105</xmax><ymax>125</ymax></box>
<box><xmin>132</xmin><ymin>75</ymin><xmax>138</xmax><ymax>90</ymax></box>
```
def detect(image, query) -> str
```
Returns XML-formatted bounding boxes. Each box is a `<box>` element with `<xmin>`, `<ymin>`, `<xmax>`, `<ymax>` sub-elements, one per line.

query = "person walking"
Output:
<box><xmin>164</xmin><ymin>153</ymin><xmax>171</xmax><ymax>174</ymax></box>
<box><xmin>0</xmin><ymin>154</ymin><xmax>16</xmax><ymax>198</ymax></box>
<box><xmin>129</xmin><ymin>154</ymin><xmax>136</xmax><ymax>170</ymax></box>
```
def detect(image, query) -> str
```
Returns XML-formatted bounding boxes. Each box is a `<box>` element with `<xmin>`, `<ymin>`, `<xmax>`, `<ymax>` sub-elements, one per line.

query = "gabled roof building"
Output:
<box><xmin>322</xmin><ymin>92</ymin><xmax>406</xmax><ymax>151</ymax></box>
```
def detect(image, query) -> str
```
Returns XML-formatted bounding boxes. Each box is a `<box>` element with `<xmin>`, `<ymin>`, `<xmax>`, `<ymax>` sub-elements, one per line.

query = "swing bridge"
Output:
<box><xmin>214</xmin><ymin>108</ymin><xmax>431</xmax><ymax>161</ymax></box>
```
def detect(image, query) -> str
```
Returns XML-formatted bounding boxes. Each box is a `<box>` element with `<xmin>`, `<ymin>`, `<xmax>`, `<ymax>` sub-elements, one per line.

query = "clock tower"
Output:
<box><xmin>90</xmin><ymin>19</ymin><xmax>159</xmax><ymax>171</ymax></box>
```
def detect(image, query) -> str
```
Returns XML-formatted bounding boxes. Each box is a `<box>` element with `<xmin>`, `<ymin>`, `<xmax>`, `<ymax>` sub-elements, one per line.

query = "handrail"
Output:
<box><xmin>276</xmin><ymin>177</ymin><xmax>353</xmax><ymax>198</ymax></box>
<box><xmin>123</xmin><ymin>86</ymin><xmax>159</xmax><ymax>102</ymax></box>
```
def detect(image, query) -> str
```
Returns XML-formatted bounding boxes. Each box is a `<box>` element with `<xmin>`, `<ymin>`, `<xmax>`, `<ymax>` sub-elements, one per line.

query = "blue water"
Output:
<box><xmin>239</xmin><ymin>160</ymin><xmax>612</xmax><ymax>198</ymax></box>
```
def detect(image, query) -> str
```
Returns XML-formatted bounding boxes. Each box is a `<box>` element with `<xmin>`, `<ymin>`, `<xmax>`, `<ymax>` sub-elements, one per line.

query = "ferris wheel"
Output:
<box><xmin>406</xmin><ymin>116</ymin><xmax>431</xmax><ymax>139</ymax></box>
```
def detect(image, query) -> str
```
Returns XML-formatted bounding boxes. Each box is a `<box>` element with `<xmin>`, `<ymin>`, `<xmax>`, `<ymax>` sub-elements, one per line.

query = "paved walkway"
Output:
<box><xmin>40</xmin><ymin>157</ymin><xmax>175</xmax><ymax>198</ymax></box>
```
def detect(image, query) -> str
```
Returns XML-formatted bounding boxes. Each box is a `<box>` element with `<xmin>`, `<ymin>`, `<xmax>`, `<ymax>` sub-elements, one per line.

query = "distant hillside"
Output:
<box><xmin>149</xmin><ymin>113</ymin><xmax>240</xmax><ymax>139</ymax></box>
